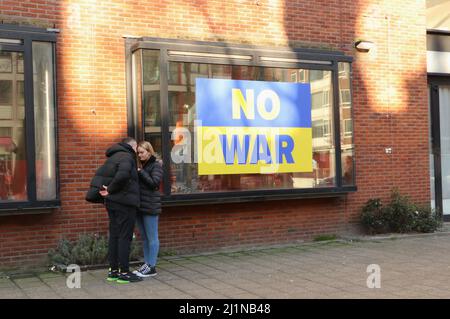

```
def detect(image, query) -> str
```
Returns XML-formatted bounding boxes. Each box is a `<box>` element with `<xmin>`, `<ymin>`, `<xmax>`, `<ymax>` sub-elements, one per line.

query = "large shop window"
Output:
<box><xmin>128</xmin><ymin>39</ymin><xmax>355</xmax><ymax>204</ymax></box>
<box><xmin>0</xmin><ymin>25</ymin><xmax>58</xmax><ymax>213</ymax></box>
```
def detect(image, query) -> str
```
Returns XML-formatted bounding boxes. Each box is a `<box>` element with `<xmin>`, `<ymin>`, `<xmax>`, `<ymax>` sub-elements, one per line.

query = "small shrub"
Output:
<box><xmin>70</xmin><ymin>234</ymin><xmax>101</xmax><ymax>265</ymax></box>
<box><xmin>387</xmin><ymin>190</ymin><xmax>415</xmax><ymax>233</ymax></box>
<box><xmin>360</xmin><ymin>198</ymin><xmax>388</xmax><ymax>234</ymax></box>
<box><xmin>47</xmin><ymin>238</ymin><xmax>73</xmax><ymax>266</ymax></box>
<box><xmin>360</xmin><ymin>189</ymin><xmax>442</xmax><ymax>235</ymax></box>
<box><xmin>91</xmin><ymin>235</ymin><xmax>109</xmax><ymax>264</ymax></box>
<box><xmin>413</xmin><ymin>205</ymin><xmax>442</xmax><ymax>233</ymax></box>
<box><xmin>48</xmin><ymin>233</ymin><xmax>143</xmax><ymax>267</ymax></box>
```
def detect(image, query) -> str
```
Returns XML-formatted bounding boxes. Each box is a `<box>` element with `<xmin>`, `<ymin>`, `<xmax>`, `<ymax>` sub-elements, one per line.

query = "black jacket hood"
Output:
<box><xmin>105</xmin><ymin>142</ymin><xmax>134</xmax><ymax>158</ymax></box>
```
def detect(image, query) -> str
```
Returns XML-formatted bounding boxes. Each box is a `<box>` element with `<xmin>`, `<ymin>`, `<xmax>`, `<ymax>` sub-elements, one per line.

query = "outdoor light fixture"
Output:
<box><xmin>354</xmin><ymin>40</ymin><xmax>374</xmax><ymax>52</ymax></box>
<box><xmin>46</xmin><ymin>28</ymin><xmax>60</xmax><ymax>33</ymax></box>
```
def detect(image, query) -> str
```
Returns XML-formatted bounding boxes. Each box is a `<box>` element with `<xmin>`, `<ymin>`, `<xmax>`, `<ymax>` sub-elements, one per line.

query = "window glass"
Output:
<box><xmin>33</xmin><ymin>42</ymin><xmax>56</xmax><ymax>200</ymax></box>
<box><xmin>0</xmin><ymin>51</ymin><xmax>27</xmax><ymax>201</ymax></box>
<box><xmin>340</xmin><ymin>89</ymin><xmax>351</xmax><ymax>107</ymax></box>
<box><xmin>160</xmin><ymin>61</ymin><xmax>335</xmax><ymax>193</ymax></box>
<box><xmin>0</xmin><ymin>80</ymin><xmax>12</xmax><ymax>111</ymax></box>
<box><xmin>142</xmin><ymin>50</ymin><xmax>162</xmax><ymax>160</ymax></box>
<box><xmin>339</xmin><ymin>62</ymin><xmax>355</xmax><ymax>186</ymax></box>
<box><xmin>438</xmin><ymin>85</ymin><xmax>450</xmax><ymax>215</ymax></box>
<box><xmin>304</xmin><ymin>70</ymin><xmax>334</xmax><ymax>188</ymax></box>
<box><xmin>0</xmin><ymin>30</ymin><xmax>58</xmax><ymax>210</ymax></box>
<box><xmin>0</xmin><ymin>51</ymin><xmax>12</xmax><ymax>73</ymax></box>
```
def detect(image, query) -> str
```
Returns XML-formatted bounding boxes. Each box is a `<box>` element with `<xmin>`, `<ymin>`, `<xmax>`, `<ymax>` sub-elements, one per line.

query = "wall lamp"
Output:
<box><xmin>354</xmin><ymin>40</ymin><xmax>374</xmax><ymax>52</ymax></box>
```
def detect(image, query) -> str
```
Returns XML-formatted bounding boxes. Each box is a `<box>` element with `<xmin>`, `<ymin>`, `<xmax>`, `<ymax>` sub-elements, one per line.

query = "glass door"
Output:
<box><xmin>429</xmin><ymin>85</ymin><xmax>435</xmax><ymax>212</ymax></box>
<box><xmin>439</xmin><ymin>85</ymin><xmax>450</xmax><ymax>218</ymax></box>
<box><xmin>430</xmin><ymin>81</ymin><xmax>450</xmax><ymax>220</ymax></box>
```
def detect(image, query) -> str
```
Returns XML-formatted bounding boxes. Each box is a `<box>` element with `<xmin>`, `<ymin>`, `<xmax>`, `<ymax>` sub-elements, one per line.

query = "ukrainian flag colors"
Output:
<box><xmin>196</xmin><ymin>78</ymin><xmax>312</xmax><ymax>175</ymax></box>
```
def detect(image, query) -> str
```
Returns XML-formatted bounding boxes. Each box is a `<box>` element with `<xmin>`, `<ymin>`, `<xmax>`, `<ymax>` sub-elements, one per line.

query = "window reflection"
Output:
<box><xmin>141</xmin><ymin>50</ymin><xmax>163</xmax><ymax>174</ymax></box>
<box><xmin>0</xmin><ymin>51</ymin><xmax>27</xmax><ymax>201</ymax></box>
<box><xmin>339</xmin><ymin>62</ymin><xmax>355</xmax><ymax>186</ymax></box>
<box><xmin>158</xmin><ymin>62</ymin><xmax>335</xmax><ymax>193</ymax></box>
<box><xmin>33</xmin><ymin>42</ymin><xmax>56</xmax><ymax>200</ymax></box>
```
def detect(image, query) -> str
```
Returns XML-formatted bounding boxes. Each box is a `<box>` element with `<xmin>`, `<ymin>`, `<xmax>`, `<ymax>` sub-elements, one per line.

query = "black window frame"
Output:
<box><xmin>0</xmin><ymin>24</ymin><xmax>60</xmax><ymax>214</ymax></box>
<box><xmin>126</xmin><ymin>37</ymin><xmax>356</xmax><ymax>206</ymax></box>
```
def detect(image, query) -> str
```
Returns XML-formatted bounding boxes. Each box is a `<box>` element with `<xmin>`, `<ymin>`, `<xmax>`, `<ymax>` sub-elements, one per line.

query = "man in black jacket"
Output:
<box><xmin>99</xmin><ymin>137</ymin><xmax>142</xmax><ymax>283</ymax></box>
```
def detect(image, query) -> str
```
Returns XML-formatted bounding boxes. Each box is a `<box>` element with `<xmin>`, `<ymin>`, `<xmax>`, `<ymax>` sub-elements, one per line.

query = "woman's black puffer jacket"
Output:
<box><xmin>138</xmin><ymin>155</ymin><xmax>163</xmax><ymax>215</ymax></box>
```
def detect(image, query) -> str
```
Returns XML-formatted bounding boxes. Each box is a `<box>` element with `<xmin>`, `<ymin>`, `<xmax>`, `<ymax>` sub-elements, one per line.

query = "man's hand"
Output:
<box><xmin>99</xmin><ymin>185</ymin><xmax>109</xmax><ymax>197</ymax></box>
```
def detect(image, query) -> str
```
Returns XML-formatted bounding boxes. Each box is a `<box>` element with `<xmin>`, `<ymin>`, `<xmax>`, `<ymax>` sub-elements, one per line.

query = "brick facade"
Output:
<box><xmin>0</xmin><ymin>0</ymin><xmax>429</xmax><ymax>267</ymax></box>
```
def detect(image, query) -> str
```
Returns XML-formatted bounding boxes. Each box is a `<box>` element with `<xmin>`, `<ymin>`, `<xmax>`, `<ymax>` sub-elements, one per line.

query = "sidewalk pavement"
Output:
<box><xmin>1</xmin><ymin>232</ymin><xmax>450</xmax><ymax>299</ymax></box>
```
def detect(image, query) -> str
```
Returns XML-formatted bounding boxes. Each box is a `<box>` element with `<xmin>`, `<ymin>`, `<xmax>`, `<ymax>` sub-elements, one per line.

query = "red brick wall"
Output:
<box><xmin>0</xmin><ymin>0</ymin><xmax>429</xmax><ymax>267</ymax></box>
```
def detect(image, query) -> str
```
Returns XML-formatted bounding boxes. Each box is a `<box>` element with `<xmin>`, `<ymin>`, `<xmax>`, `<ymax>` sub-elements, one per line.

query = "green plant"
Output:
<box><xmin>48</xmin><ymin>233</ymin><xmax>143</xmax><ymax>267</ymax></box>
<box><xmin>360</xmin><ymin>198</ymin><xmax>388</xmax><ymax>234</ymax></box>
<box><xmin>386</xmin><ymin>190</ymin><xmax>415</xmax><ymax>233</ymax></box>
<box><xmin>47</xmin><ymin>238</ymin><xmax>73</xmax><ymax>266</ymax></box>
<box><xmin>360</xmin><ymin>189</ymin><xmax>442</xmax><ymax>235</ymax></box>
<box><xmin>313</xmin><ymin>234</ymin><xmax>337</xmax><ymax>242</ymax></box>
<box><xmin>158</xmin><ymin>249</ymin><xmax>178</xmax><ymax>257</ymax></box>
<box><xmin>413</xmin><ymin>205</ymin><xmax>443</xmax><ymax>233</ymax></box>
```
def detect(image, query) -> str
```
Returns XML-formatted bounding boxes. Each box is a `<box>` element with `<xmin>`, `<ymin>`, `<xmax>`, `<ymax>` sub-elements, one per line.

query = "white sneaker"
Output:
<box><xmin>133</xmin><ymin>264</ymin><xmax>157</xmax><ymax>278</ymax></box>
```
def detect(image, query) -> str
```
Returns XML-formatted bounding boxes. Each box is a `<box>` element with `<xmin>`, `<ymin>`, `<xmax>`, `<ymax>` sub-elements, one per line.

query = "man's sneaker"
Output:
<box><xmin>134</xmin><ymin>264</ymin><xmax>157</xmax><ymax>278</ymax></box>
<box><xmin>116</xmin><ymin>272</ymin><xmax>143</xmax><ymax>284</ymax></box>
<box><xmin>106</xmin><ymin>268</ymin><xmax>119</xmax><ymax>282</ymax></box>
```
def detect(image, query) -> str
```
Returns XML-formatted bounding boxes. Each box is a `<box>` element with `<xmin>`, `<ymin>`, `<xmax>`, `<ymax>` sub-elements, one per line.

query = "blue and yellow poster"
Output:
<box><xmin>196</xmin><ymin>78</ymin><xmax>312</xmax><ymax>175</ymax></box>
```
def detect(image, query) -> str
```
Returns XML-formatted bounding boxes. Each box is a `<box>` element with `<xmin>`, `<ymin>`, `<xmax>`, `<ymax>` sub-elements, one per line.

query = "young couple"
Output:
<box><xmin>98</xmin><ymin>137</ymin><xmax>163</xmax><ymax>284</ymax></box>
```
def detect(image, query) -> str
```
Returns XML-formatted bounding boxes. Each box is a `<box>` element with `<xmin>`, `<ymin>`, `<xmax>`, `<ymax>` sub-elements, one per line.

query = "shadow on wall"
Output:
<box><xmin>0</xmin><ymin>0</ymin><xmax>431</xmax><ymax>266</ymax></box>
<box><xmin>277</xmin><ymin>0</ymin><xmax>429</xmax><ymax>223</ymax></box>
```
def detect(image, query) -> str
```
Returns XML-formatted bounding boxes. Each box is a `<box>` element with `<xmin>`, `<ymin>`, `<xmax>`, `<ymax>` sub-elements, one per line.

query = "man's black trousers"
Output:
<box><xmin>106</xmin><ymin>200</ymin><xmax>136</xmax><ymax>273</ymax></box>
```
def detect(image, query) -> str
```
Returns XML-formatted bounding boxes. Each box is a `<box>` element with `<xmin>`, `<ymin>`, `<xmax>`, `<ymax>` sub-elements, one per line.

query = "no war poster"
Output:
<box><xmin>196</xmin><ymin>78</ymin><xmax>312</xmax><ymax>175</ymax></box>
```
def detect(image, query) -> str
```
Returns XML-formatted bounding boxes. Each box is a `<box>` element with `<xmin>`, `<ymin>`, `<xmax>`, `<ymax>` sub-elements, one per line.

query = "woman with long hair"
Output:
<box><xmin>133</xmin><ymin>141</ymin><xmax>163</xmax><ymax>277</ymax></box>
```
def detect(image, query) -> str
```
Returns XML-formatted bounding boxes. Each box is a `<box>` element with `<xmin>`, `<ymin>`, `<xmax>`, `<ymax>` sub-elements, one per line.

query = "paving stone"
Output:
<box><xmin>0</xmin><ymin>287</ymin><xmax>28</xmax><ymax>298</ymax></box>
<box><xmin>151</xmin><ymin>290</ymin><xmax>185</xmax><ymax>299</ymax></box>
<box><xmin>4</xmin><ymin>234</ymin><xmax>450</xmax><ymax>299</ymax></box>
<box><xmin>13</xmin><ymin>278</ymin><xmax>46</xmax><ymax>289</ymax></box>
<box><xmin>23</xmin><ymin>287</ymin><xmax>62</xmax><ymax>299</ymax></box>
<box><xmin>38</xmin><ymin>272</ymin><xmax>65</xmax><ymax>280</ymax></box>
<box><xmin>0</xmin><ymin>280</ymin><xmax>17</xmax><ymax>289</ymax></box>
<box><xmin>229</xmin><ymin>292</ymin><xmax>263</xmax><ymax>299</ymax></box>
<box><xmin>179</xmin><ymin>289</ymin><xmax>222</xmax><ymax>299</ymax></box>
<box><xmin>39</xmin><ymin>278</ymin><xmax>68</xmax><ymax>289</ymax></box>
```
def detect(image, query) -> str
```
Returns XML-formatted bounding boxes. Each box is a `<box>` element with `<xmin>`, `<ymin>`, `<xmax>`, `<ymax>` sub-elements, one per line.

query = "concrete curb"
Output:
<box><xmin>340</xmin><ymin>230</ymin><xmax>450</xmax><ymax>242</ymax></box>
<box><xmin>162</xmin><ymin>230</ymin><xmax>450</xmax><ymax>260</ymax></box>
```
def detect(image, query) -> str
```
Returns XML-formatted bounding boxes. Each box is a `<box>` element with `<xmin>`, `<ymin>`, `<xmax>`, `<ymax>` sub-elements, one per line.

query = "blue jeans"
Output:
<box><xmin>136</xmin><ymin>214</ymin><xmax>159</xmax><ymax>267</ymax></box>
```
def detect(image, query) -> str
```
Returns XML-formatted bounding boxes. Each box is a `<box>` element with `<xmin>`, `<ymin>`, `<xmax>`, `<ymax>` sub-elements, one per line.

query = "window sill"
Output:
<box><xmin>162</xmin><ymin>186</ymin><xmax>357</xmax><ymax>207</ymax></box>
<box><xmin>0</xmin><ymin>201</ymin><xmax>60</xmax><ymax>216</ymax></box>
